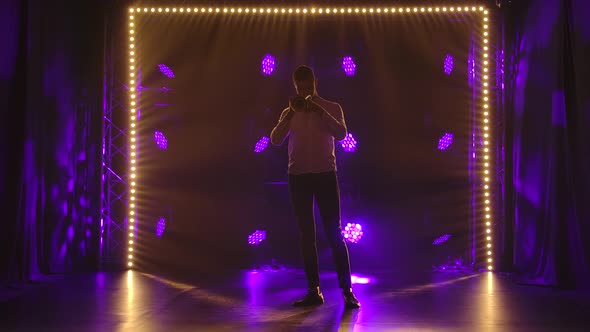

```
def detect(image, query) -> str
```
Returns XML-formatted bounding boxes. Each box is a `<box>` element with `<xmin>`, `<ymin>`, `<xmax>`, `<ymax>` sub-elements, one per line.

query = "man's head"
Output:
<box><xmin>293</xmin><ymin>65</ymin><xmax>317</xmax><ymax>97</ymax></box>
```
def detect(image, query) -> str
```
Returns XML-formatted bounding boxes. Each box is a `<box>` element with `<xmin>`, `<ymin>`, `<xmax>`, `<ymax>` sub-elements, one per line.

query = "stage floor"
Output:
<box><xmin>1</xmin><ymin>268</ymin><xmax>590</xmax><ymax>331</ymax></box>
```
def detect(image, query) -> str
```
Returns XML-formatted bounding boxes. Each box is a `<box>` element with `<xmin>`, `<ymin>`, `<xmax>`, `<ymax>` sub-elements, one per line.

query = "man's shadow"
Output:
<box><xmin>315</xmin><ymin>305</ymin><xmax>361</xmax><ymax>332</ymax></box>
<box><xmin>334</xmin><ymin>307</ymin><xmax>361</xmax><ymax>332</ymax></box>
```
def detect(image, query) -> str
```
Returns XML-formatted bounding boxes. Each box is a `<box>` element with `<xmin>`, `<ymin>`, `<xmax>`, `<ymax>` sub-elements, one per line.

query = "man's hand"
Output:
<box><xmin>284</xmin><ymin>108</ymin><xmax>295</xmax><ymax>120</ymax></box>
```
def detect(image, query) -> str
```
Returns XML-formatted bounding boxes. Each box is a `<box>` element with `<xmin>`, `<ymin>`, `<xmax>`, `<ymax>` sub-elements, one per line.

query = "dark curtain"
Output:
<box><xmin>504</xmin><ymin>0</ymin><xmax>590</xmax><ymax>289</ymax></box>
<box><xmin>0</xmin><ymin>0</ymin><xmax>103</xmax><ymax>284</ymax></box>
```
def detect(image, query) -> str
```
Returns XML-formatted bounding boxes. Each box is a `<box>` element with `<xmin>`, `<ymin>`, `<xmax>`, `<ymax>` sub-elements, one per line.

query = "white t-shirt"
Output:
<box><xmin>270</xmin><ymin>96</ymin><xmax>347</xmax><ymax>175</ymax></box>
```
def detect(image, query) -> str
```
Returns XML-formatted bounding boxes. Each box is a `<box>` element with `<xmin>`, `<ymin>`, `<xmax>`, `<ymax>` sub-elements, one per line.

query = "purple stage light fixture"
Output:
<box><xmin>158</xmin><ymin>64</ymin><xmax>175</xmax><ymax>78</ymax></box>
<box><xmin>432</xmin><ymin>234</ymin><xmax>452</xmax><ymax>246</ymax></box>
<box><xmin>254</xmin><ymin>136</ymin><xmax>270</xmax><ymax>153</ymax></box>
<box><xmin>437</xmin><ymin>132</ymin><xmax>454</xmax><ymax>150</ymax></box>
<box><xmin>342</xmin><ymin>223</ymin><xmax>363</xmax><ymax>243</ymax></box>
<box><xmin>342</xmin><ymin>56</ymin><xmax>356</xmax><ymax>76</ymax></box>
<box><xmin>443</xmin><ymin>54</ymin><xmax>454</xmax><ymax>75</ymax></box>
<box><xmin>248</xmin><ymin>230</ymin><xmax>266</xmax><ymax>245</ymax></box>
<box><xmin>351</xmin><ymin>275</ymin><xmax>371</xmax><ymax>284</ymax></box>
<box><xmin>156</xmin><ymin>217</ymin><xmax>166</xmax><ymax>237</ymax></box>
<box><xmin>154</xmin><ymin>131</ymin><xmax>168</xmax><ymax>150</ymax></box>
<box><xmin>261</xmin><ymin>54</ymin><xmax>276</xmax><ymax>76</ymax></box>
<box><xmin>340</xmin><ymin>133</ymin><xmax>357</xmax><ymax>152</ymax></box>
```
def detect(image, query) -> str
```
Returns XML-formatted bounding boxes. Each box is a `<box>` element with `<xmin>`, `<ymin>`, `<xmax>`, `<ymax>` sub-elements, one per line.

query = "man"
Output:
<box><xmin>270</xmin><ymin>65</ymin><xmax>360</xmax><ymax>309</ymax></box>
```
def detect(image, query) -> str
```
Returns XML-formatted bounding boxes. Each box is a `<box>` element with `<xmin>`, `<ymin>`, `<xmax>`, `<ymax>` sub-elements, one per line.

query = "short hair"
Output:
<box><xmin>293</xmin><ymin>65</ymin><xmax>315</xmax><ymax>82</ymax></box>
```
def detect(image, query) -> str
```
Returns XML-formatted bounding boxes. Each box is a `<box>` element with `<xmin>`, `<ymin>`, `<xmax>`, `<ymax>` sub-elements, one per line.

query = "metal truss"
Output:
<box><xmin>100</xmin><ymin>9</ymin><xmax>129</xmax><ymax>268</ymax></box>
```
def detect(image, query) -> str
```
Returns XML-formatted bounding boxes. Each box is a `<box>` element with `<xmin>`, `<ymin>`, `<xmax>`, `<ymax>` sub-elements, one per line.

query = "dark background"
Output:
<box><xmin>135</xmin><ymin>12</ymin><xmax>478</xmax><ymax>277</ymax></box>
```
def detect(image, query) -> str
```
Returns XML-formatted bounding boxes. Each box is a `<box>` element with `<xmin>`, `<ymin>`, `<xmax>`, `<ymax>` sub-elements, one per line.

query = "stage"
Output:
<box><xmin>2</xmin><ymin>269</ymin><xmax>589</xmax><ymax>331</ymax></box>
<box><xmin>3</xmin><ymin>2</ymin><xmax>590</xmax><ymax>331</ymax></box>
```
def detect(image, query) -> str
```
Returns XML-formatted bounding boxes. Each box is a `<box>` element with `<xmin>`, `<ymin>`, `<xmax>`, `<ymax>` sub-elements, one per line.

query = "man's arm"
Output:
<box><xmin>310</xmin><ymin>101</ymin><xmax>347</xmax><ymax>141</ymax></box>
<box><xmin>270</xmin><ymin>108</ymin><xmax>294</xmax><ymax>146</ymax></box>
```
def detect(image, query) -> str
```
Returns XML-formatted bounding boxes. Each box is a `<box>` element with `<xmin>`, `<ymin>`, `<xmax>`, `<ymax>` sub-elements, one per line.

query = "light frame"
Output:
<box><xmin>126</xmin><ymin>4</ymin><xmax>494</xmax><ymax>271</ymax></box>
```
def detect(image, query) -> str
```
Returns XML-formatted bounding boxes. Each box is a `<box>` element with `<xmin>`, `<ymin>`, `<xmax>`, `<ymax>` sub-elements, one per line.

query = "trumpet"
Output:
<box><xmin>291</xmin><ymin>95</ymin><xmax>313</xmax><ymax>111</ymax></box>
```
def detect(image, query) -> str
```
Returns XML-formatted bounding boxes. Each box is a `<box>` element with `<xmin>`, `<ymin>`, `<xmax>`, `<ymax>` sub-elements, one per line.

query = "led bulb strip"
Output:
<box><xmin>126</xmin><ymin>5</ymin><xmax>493</xmax><ymax>271</ymax></box>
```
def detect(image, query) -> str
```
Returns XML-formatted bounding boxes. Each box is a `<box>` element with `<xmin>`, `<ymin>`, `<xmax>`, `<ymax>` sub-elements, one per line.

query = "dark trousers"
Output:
<box><xmin>288</xmin><ymin>171</ymin><xmax>352</xmax><ymax>290</ymax></box>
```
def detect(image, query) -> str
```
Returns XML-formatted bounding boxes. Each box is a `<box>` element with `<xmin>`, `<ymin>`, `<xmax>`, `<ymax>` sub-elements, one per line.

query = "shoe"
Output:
<box><xmin>293</xmin><ymin>287</ymin><xmax>325</xmax><ymax>307</ymax></box>
<box><xmin>343</xmin><ymin>289</ymin><xmax>361</xmax><ymax>309</ymax></box>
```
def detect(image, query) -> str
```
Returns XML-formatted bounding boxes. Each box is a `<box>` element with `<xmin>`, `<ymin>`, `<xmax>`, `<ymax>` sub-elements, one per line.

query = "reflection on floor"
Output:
<box><xmin>1</xmin><ymin>268</ymin><xmax>590</xmax><ymax>331</ymax></box>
